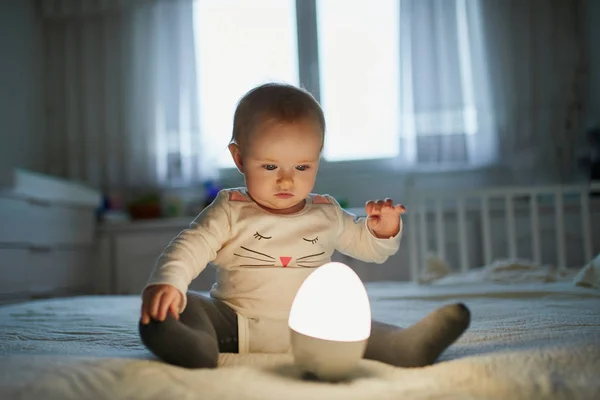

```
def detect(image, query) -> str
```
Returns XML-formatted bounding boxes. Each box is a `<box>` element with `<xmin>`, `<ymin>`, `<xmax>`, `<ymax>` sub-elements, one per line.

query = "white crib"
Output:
<box><xmin>404</xmin><ymin>181</ymin><xmax>600</xmax><ymax>283</ymax></box>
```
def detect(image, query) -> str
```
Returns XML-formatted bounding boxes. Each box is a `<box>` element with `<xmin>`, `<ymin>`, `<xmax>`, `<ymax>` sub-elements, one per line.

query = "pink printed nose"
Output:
<box><xmin>280</xmin><ymin>256</ymin><xmax>292</xmax><ymax>267</ymax></box>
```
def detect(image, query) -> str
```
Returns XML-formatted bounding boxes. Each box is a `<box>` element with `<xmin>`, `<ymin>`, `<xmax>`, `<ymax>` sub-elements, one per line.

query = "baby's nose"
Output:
<box><xmin>277</xmin><ymin>176</ymin><xmax>293</xmax><ymax>190</ymax></box>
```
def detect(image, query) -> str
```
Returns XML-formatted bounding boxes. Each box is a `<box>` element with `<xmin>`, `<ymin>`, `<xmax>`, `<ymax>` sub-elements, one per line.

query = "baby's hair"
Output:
<box><xmin>230</xmin><ymin>82</ymin><xmax>325</xmax><ymax>149</ymax></box>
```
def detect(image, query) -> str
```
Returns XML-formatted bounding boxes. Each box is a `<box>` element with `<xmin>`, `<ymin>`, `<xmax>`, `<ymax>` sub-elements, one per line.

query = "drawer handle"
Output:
<box><xmin>29</xmin><ymin>245</ymin><xmax>53</xmax><ymax>253</ymax></box>
<box><xmin>27</xmin><ymin>198</ymin><xmax>51</xmax><ymax>207</ymax></box>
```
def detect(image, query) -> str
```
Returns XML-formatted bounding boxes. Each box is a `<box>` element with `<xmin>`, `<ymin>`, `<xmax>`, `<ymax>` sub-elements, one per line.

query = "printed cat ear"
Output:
<box><xmin>229</xmin><ymin>191</ymin><xmax>250</xmax><ymax>202</ymax></box>
<box><xmin>312</xmin><ymin>195</ymin><xmax>332</xmax><ymax>204</ymax></box>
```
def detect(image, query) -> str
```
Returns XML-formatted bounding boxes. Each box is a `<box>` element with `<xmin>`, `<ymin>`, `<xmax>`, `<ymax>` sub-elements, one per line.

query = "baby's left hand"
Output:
<box><xmin>365</xmin><ymin>198</ymin><xmax>406</xmax><ymax>239</ymax></box>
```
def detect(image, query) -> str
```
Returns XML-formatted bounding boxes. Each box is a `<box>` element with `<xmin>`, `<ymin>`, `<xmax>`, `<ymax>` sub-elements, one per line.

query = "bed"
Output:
<box><xmin>1</xmin><ymin>183</ymin><xmax>599</xmax><ymax>399</ymax></box>
<box><xmin>1</xmin><ymin>275</ymin><xmax>599</xmax><ymax>400</ymax></box>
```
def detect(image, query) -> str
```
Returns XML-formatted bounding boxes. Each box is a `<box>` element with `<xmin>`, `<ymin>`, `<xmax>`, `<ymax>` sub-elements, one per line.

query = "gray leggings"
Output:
<box><xmin>139</xmin><ymin>291</ymin><xmax>471</xmax><ymax>369</ymax></box>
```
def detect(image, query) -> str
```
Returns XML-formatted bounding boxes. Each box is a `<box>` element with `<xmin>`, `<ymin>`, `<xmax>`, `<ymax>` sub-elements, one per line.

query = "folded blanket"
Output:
<box><xmin>419</xmin><ymin>257</ymin><xmax>578</xmax><ymax>285</ymax></box>
<box><xmin>480</xmin><ymin>259</ymin><xmax>568</xmax><ymax>284</ymax></box>
<box><xmin>574</xmin><ymin>253</ymin><xmax>600</xmax><ymax>289</ymax></box>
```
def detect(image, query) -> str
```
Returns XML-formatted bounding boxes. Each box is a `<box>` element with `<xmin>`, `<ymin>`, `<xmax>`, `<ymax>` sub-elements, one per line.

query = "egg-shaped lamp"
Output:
<box><xmin>288</xmin><ymin>262</ymin><xmax>371</xmax><ymax>381</ymax></box>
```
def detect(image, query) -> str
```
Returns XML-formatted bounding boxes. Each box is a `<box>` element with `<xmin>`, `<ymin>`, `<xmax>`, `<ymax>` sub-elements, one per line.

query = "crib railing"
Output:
<box><xmin>405</xmin><ymin>182</ymin><xmax>600</xmax><ymax>283</ymax></box>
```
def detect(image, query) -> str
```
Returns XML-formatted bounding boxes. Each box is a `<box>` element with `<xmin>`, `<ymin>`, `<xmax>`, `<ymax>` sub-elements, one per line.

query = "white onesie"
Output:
<box><xmin>144</xmin><ymin>188</ymin><xmax>402</xmax><ymax>353</ymax></box>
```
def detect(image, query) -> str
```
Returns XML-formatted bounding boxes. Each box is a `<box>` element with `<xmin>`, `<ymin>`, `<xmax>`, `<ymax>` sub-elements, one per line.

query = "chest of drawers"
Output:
<box><xmin>0</xmin><ymin>169</ymin><xmax>101</xmax><ymax>301</ymax></box>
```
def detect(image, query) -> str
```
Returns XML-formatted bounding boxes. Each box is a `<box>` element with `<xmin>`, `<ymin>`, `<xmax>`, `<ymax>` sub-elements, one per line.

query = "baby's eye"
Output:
<box><xmin>254</xmin><ymin>232</ymin><xmax>272</xmax><ymax>240</ymax></box>
<box><xmin>296</xmin><ymin>165</ymin><xmax>309</xmax><ymax>171</ymax></box>
<box><xmin>263</xmin><ymin>164</ymin><xmax>277</xmax><ymax>171</ymax></box>
<box><xmin>303</xmin><ymin>236</ymin><xmax>318</xmax><ymax>244</ymax></box>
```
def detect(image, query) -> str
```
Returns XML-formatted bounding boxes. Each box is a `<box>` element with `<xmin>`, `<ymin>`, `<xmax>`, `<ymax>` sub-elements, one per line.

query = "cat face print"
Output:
<box><xmin>233</xmin><ymin>231</ymin><xmax>327</xmax><ymax>268</ymax></box>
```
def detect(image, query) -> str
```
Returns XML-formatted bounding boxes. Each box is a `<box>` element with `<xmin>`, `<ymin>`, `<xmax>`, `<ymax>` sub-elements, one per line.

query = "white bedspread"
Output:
<box><xmin>1</xmin><ymin>281</ymin><xmax>599</xmax><ymax>400</ymax></box>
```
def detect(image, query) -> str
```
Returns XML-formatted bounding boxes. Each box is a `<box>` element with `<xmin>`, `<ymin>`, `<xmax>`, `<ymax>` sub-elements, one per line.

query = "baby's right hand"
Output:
<box><xmin>140</xmin><ymin>284</ymin><xmax>183</xmax><ymax>325</ymax></box>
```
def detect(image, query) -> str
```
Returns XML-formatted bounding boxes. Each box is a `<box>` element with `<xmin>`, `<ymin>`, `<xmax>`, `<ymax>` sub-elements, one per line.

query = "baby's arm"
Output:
<box><xmin>141</xmin><ymin>191</ymin><xmax>231</xmax><ymax>318</ymax></box>
<box><xmin>334</xmin><ymin>197</ymin><xmax>405</xmax><ymax>263</ymax></box>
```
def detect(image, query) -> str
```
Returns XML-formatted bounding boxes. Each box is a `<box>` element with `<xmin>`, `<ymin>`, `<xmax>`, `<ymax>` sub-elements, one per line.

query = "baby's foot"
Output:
<box><xmin>366</xmin><ymin>303</ymin><xmax>471</xmax><ymax>368</ymax></box>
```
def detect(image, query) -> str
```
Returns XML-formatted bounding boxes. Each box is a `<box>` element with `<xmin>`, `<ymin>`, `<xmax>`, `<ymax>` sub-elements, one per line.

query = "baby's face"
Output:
<box><xmin>239</xmin><ymin>119</ymin><xmax>322</xmax><ymax>214</ymax></box>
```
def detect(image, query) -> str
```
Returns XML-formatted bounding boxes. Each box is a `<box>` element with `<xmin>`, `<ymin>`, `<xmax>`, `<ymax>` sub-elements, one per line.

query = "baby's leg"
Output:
<box><xmin>138</xmin><ymin>292</ymin><xmax>238</xmax><ymax>368</ymax></box>
<box><xmin>364</xmin><ymin>303</ymin><xmax>470</xmax><ymax>368</ymax></box>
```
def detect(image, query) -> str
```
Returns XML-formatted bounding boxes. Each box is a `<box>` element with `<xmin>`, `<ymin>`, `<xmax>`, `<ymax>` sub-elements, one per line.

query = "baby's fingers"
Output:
<box><xmin>157</xmin><ymin>292</ymin><xmax>177</xmax><ymax>321</ymax></box>
<box><xmin>140</xmin><ymin>290</ymin><xmax>156</xmax><ymax>324</ymax></box>
<box><xmin>365</xmin><ymin>200</ymin><xmax>383</xmax><ymax>215</ymax></box>
<box><xmin>379</xmin><ymin>200</ymin><xmax>406</xmax><ymax>215</ymax></box>
<box><xmin>394</xmin><ymin>204</ymin><xmax>407</xmax><ymax>214</ymax></box>
<box><xmin>140</xmin><ymin>307</ymin><xmax>151</xmax><ymax>325</ymax></box>
<box><xmin>141</xmin><ymin>290</ymin><xmax>152</xmax><ymax>325</ymax></box>
<box><xmin>149</xmin><ymin>290</ymin><xmax>164</xmax><ymax>320</ymax></box>
<box><xmin>366</xmin><ymin>198</ymin><xmax>395</xmax><ymax>215</ymax></box>
<box><xmin>169</xmin><ymin>301</ymin><xmax>180</xmax><ymax>320</ymax></box>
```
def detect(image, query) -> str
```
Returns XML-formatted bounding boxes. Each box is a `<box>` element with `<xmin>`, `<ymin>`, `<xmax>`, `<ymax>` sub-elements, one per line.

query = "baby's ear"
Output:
<box><xmin>228</xmin><ymin>143</ymin><xmax>244</xmax><ymax>173</ymax></box>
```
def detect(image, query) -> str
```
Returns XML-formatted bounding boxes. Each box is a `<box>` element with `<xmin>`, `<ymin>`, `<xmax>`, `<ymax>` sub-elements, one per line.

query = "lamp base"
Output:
<box><xmin>290</xmin><ymin>328</ymin><xmax>368</xmax><ymax>382</ymax></box>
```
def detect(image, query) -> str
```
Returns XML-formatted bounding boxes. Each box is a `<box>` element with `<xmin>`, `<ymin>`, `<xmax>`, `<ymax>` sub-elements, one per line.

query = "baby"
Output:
<box><xmin>139</xmin><ymin>82</ymin><xmax>470</xmax><ymax>369</ymax></box>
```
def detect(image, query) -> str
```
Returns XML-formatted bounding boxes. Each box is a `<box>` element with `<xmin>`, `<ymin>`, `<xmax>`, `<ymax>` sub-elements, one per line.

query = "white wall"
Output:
<box><xmin>0</xmin><ymin>0</ymin><xmax>44</xmax><ymax>187</ymax></box>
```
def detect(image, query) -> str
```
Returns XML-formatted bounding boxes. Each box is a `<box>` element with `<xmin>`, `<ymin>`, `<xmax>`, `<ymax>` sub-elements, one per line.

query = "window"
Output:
<box><xmin>193</xmin><ymin>0</ymin><xmax>489</xmax><ymax>171</ymax></box>
<box><xmin>194</xmin><ymin>0</ymin><xmax>299</xmax><ymax>168</ymax></box>
<box><xmin>316</xmin><ymin>0</ymin><xmax>400</xmax><ymax>162</ymax></box>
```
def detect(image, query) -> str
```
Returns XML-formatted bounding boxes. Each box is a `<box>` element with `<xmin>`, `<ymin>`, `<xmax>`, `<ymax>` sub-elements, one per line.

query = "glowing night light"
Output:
<box><xmin>288</xmin><ymin>262</ymin><xmax>371</xmax><ymax>381</ymax></box>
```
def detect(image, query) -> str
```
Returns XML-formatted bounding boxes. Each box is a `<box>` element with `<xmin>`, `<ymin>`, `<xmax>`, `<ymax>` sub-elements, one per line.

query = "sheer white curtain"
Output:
<box><xmin>40</xmin><ymin>0</ymin><xmax>213</xmax><ymax>191</ymax></box>
<box><xmin>395</xmin><ymin>0</ymin><xmax>588</xmax><ymax>179</ymax></box>
<box><xmin>477</xmin><ymin>0</ymin><xmax>588</xmax><ymax>183</ymax></box>
<box><xmin>397</xmin><ymin>0</ymin><xmax>497</xmax><ymax>167</ymax></box>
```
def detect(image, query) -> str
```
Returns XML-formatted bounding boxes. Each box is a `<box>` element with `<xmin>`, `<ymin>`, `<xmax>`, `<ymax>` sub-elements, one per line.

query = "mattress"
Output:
<box><xmin>1</xmin><ymin>278</ymin><xmax>599</xmax><ymax>400</ymax></box>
